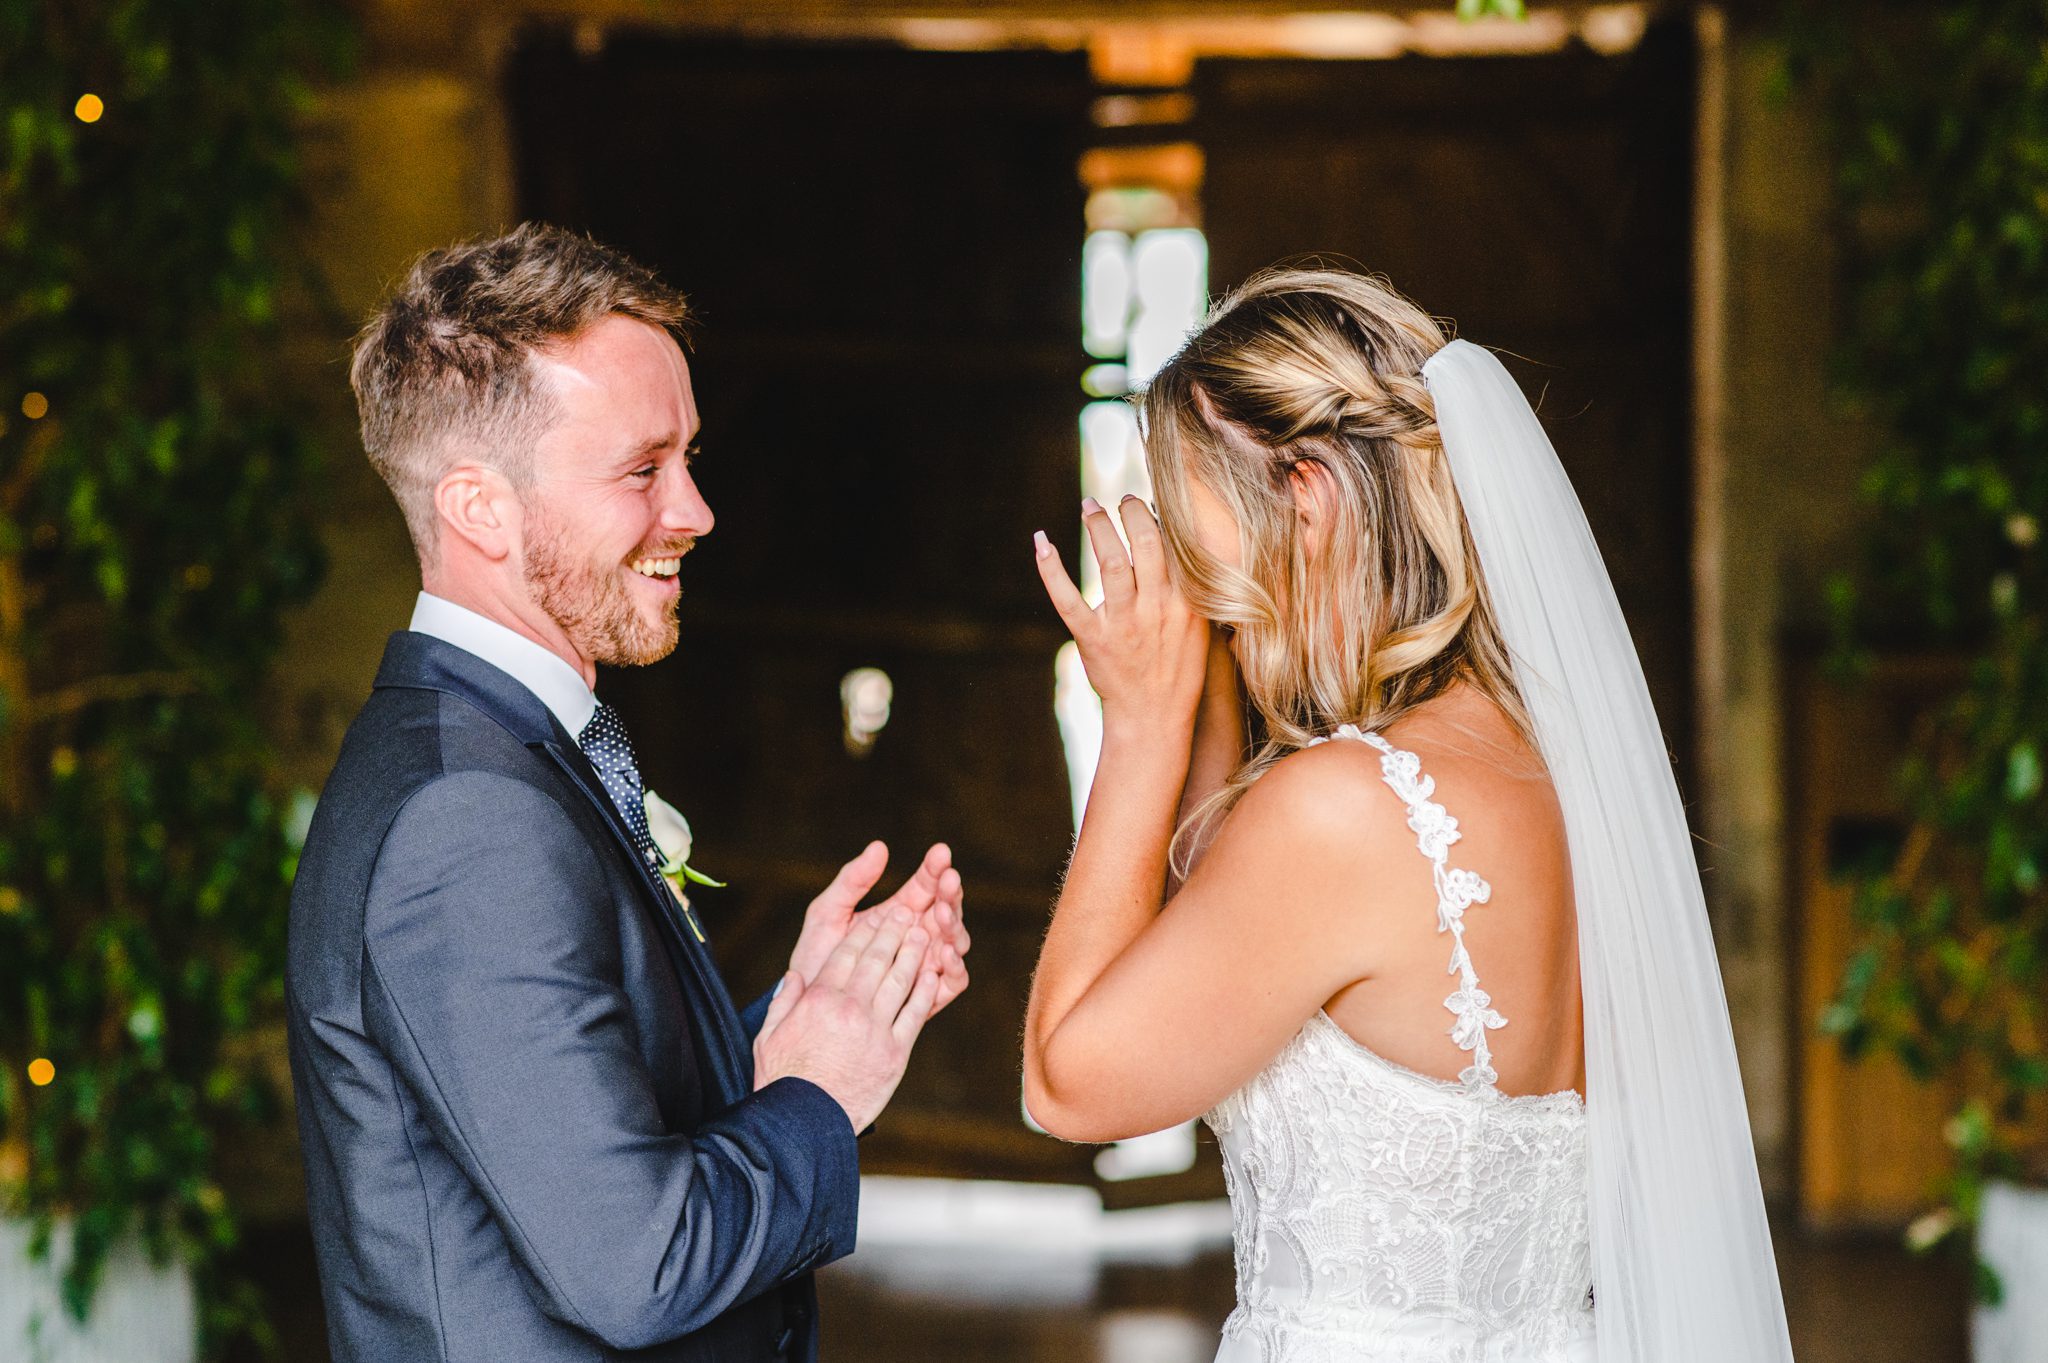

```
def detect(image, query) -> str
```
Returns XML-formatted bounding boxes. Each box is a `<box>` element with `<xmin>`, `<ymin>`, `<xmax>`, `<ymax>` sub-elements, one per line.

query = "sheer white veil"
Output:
<box><xmin>1422</xmin><ymin>339</ymin><xmax>1795</xmax><ymax>1363</ymax></box>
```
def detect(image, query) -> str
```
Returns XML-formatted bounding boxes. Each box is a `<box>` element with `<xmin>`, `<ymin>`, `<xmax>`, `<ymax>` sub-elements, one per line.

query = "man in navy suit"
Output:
<box><xmin>286</xmin><ymin>224</ymin><xmax>970</xmax><ymax>1362</ymax></box>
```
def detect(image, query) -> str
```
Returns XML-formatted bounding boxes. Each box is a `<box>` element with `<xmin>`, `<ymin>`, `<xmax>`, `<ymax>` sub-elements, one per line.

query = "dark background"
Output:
<box><xmin>501</xmin><ymin>19</ymin><xmax>1696</xmax><ymax>1187</ymax></box>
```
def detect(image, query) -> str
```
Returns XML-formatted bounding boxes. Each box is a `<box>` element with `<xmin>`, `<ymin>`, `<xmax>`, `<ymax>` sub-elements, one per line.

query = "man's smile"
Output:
<box><xmin>629</xmin><ymin>555</ymin><xmax>682</xmax><ymax>579</ymax></box>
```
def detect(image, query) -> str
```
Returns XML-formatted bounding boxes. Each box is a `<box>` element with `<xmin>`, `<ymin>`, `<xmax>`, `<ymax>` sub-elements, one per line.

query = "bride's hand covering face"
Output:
<box><xmin>1033</xmin><ymin>496</ymin><xmax>1209</xmax><ymax>736</ymax></box>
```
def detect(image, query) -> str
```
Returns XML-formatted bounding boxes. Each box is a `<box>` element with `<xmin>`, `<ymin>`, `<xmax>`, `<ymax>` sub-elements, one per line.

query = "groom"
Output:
<box><xmin>286</xmin><ymin>223</ymin><xmax>970</xmax><ymax>1363</ymax></box>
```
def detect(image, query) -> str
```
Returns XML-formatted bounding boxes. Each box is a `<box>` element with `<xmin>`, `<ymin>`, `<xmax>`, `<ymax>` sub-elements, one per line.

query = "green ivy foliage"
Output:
<box><xmin>0</xmin><ymin>0</ymin><xmax>350</xmax><ymax>1351</ymax></box>
<box><xmin>1795</xmin><ymin>0</ymin><xmax>2048</xmax><ymax>1286</ymax></box>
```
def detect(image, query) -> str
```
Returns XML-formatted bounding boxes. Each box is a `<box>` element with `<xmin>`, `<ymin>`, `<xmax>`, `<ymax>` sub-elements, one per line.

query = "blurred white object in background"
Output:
<box><xmin>0</xmin><ymin>1218</ymin><xmax>196</xmax><ymax>1363</ymax></box>
<box><xmin>1096</xmin><ymin>1309</ymin><xmax>1216</xmax><ymax>1363</ymax></box>
<box><xmin>1974</xmin><ymin>1180</ymin><xmax>2048</xmax><ymax>1363</ymax></box>
<box><xmin>1094</xmin><ymin>1122</ymin><xmax>1197</xmax><ymax>1183</ymax></box>
<box><xmin>839</xmin><ymin>666</ymin><xmax>894</xmax><ymax>757</ymax></box>
<box><xmin>852</xmin><ymin>1175</ymin><xmax>1227</xmax><ymax>1256</ymax></box>
<box><xmin>1124</xmin><ymin>229</ymin><xmax>1206</xmax><ymax>386</ymax></box>
<box><xmin>836</xmin><ymin>1176</ymin><xmax>1230</xmax><ymax>1309</ymax></box>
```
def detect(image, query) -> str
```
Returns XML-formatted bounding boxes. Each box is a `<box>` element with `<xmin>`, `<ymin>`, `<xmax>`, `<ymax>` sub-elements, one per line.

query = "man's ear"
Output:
<box><xmin>1286</xmin><ymin>459</ymin><xmax>1338</xmax><ymax>561</ymax></box>
<box><xmin>433</xmin><ymin>463</ymin><xmax>521</xmax><ymax>562</ymax></box>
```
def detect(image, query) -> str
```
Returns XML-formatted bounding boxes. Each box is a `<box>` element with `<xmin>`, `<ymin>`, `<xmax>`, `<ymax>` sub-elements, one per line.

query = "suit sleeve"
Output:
<box><xmin>360</xmin><ymin>771</ymin><xmax>860</xmax><ymax>1352</ymax></box>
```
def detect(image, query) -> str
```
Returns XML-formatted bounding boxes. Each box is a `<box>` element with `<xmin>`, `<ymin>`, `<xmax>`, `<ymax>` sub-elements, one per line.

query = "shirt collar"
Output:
<box><xmin>408</xmin><ymin>592</ymin><xmax>598</xmax><ymax>739</ymax></box>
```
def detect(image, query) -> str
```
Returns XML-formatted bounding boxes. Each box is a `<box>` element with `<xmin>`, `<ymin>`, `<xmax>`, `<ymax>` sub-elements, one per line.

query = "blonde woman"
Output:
<box><xmin>1023</xmin><ymin>269</ymin><xmax>1794</xmax><ymax>1363</ymax></box>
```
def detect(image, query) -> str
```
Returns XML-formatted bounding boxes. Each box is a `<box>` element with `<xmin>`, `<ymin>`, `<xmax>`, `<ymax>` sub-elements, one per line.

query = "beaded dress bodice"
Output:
<box><xmin>1203</xmin><ymin>727</ymin><xmax>1595</xmax><ymax>1363</ymax></box>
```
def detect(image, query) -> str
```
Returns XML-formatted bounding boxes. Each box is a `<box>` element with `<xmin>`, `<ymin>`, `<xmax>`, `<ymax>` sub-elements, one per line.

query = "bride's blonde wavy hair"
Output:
<box><xmin>1142</xmin><ymin>267</ymin><xmax>1532</xmax><ymax>864</ymax></box>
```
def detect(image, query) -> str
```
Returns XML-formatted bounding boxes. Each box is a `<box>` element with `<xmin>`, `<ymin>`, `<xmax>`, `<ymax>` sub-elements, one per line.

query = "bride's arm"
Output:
<box><xmin>1167</xmin><ymin>627</ymin><xmax>1247</xmax><ymax>897</ymax></box>
<box><xmin>1023</xmin><ymin>499</ymin><xmax>1204</xmax><ymax>1137</ymax></box>
<box><xmin>1022</xmin><ymin>499</ymin><xmax>1381</xmax><ymax>1142</ymax></box>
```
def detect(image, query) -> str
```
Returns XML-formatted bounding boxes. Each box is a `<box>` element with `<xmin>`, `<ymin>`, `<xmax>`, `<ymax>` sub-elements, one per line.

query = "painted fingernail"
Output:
<box><xmin>1081</xmin><ymin>497</ymin><xmax>1102</xmax><ymax>516</ymax></box>
<box><xmin>1033</xmin><ymin>530</ymin><xmax>1052</xmax><ymax>559</ymax></box>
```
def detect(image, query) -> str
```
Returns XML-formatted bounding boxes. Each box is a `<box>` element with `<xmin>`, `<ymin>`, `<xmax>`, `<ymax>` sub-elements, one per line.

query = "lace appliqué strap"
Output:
<box><xmin>1306</xmin><ymin>723</ymin><xmax>1506</xmax><ymax>1091</ymax></box>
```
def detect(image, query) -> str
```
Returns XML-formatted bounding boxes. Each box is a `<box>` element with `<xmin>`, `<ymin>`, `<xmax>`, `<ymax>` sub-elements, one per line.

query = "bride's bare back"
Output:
<box><xmin>1320</xmin><ymin>683</ymin><xmax>1585</xmax><ymax>1100</ymax></box>
<box><xmin>1201</xmin><ymin>691</ymin><xmax>1598</xmax><ymax>1363</ymax></box>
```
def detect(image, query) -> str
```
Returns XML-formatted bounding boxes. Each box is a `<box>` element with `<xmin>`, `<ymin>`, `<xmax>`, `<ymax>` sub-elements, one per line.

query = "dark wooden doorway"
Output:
<box><xmin>1196</xmin><ymin>19</ymin><xmax>1700</xmax><ymax>783</ymax></box>
<box><xmin>503</xmin><ymin>20</ymin><xmax>1702</xmax><ymax>1189</ymax></box>
<box><xmin>508</xmin><ymin>34</ymin><xmax>1097</xmax><ymax>1182</ymax></box>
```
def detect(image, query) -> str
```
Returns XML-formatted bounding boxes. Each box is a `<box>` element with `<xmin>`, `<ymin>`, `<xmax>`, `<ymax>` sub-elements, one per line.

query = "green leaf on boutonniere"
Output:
<box><xmin>645</xmin><ymin>789</ymin><xmax>727</xmax><ymax>890</ymax></box>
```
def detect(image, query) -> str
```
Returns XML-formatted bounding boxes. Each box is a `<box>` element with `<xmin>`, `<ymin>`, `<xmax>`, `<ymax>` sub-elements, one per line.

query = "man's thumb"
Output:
<box><xmin>818</xmin><ymin>841</ymin><xmax>889</xmax><ymax>913</ymax></box>
<box><xmin>760</xmin><ymin>969</ymin><xmax>804</xmax><ymax>1039</ymax></box>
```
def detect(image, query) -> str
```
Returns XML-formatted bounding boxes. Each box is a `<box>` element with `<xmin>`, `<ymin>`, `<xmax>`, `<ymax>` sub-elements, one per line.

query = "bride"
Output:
<box><xmin>1021</xmin><ymin>268</ymin><xmax>1795</xmax><ymax>1363</ymax></box>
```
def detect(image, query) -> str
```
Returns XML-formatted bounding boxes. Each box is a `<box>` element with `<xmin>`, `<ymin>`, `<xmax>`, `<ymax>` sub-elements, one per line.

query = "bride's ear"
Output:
<box><xmin>1286</xmin><ymin>460</ymin><xmax>1338</xmax><ymax>561</ymax></box>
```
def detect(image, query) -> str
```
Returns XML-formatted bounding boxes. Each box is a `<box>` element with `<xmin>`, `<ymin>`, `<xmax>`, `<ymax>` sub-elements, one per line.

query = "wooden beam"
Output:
<box><xmin>377</xmin><ymin>1</ymin><xmax>1708</xmax><ymax>57</ymax></box>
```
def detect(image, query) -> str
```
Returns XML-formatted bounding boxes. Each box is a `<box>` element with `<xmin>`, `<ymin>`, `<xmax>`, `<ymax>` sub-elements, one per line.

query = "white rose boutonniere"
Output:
<box><xmin>643</xmin><ymin>789</ymin><xmax>727</xmax><ymax>890</ymax></box>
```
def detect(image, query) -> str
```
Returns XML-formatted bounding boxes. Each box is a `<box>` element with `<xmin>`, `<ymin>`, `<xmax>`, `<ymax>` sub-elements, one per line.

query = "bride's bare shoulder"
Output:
<box><xmin>1211</xmin><ymin>685</ymin><xmax>1556</xmax><ymax>878</ymax></box>
<box><xmin>1216</xmin><ymin>734</ymin><xmax>1419</xmax><ymax>872</ymax></box>
<box><xmin>1378</xmin><ymin>686</ymin><xmax>1564</xmax><ymax>839</ymax></box>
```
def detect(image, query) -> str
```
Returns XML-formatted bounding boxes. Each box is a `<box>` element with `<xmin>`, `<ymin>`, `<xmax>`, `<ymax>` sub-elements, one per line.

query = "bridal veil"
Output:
<box><xmin>1422</xmin><ymin>339</ymin><xmax>1796</xmax><ymax>1363</ymax></box>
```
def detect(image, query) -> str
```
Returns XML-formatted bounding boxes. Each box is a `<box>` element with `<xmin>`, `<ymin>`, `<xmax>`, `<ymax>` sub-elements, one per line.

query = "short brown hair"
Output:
<box><xmin>350</xmin><ymin>222</ymin><xmax>689</xmax><ymax>555</ymax></box>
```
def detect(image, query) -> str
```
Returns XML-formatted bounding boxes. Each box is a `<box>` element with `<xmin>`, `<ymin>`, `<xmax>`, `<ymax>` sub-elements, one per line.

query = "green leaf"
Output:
<box><xmin>146</xmin><ymin>419</ymin><xmax>182</xmax><ymax>474</ymax></box>
<box><xmin>1819</xmin><ymin>1000</ymin><xmax>1864</xmax><ymax>1041</ymax></box>
<box><xmin>2006</xmin><ymin>742</ymin><xmax>2042</xmax><ymax>800</ymax></box>
<box><xmin>1975</xmin><ymin>1257</ymin><xmax>2006</xmax><ymax>1307</ymax></box>
<box><xmin>1945</xmin><ymin>1101</ymin><xmax>1995</xmax><ymax>1157</ymax></box>
<box><xmin>1935</xmin><ymin>938</ymin><xmax>1979</xmax><ymax>987</ymax></box>
<box><xmin>1840</xmin><ymin>943</ymin><xmax>1882</xmax><ymax>999</ymax></box>
<box><xmin>2004</xmin><ymin>1054</ymin><xmax>2048</xmax><ymax>1091</ymax></box>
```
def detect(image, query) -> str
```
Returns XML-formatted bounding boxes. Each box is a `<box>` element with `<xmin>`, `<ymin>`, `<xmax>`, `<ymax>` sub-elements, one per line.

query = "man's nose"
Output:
<box><xmin>662</xmin><ymin>468</ymin><xmax>714</xmax><ymax>539</ymax></box>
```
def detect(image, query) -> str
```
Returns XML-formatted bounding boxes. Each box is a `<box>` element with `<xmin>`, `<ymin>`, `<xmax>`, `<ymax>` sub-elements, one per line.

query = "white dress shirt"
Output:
<box><xmin>409</xmin><ymin>592</ymin><xmax>598</xmax><ymax>739</ymax></box>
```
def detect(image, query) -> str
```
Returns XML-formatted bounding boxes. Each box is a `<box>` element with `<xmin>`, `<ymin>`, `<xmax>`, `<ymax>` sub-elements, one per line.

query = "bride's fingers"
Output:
<box><xmin>1082</xmin><ymin>496</ymin><xmax>1136</xmax><ymax>607</ymax></box>
<box><xmin>1119</xmin><ymin>496</ymin><xmax>1171</xmax><ymax>600</ymax></box>
<box><xmin>1034</xmin><ymin>531</ymin><xmax>1090</xmax><ymax>632</ymax></box>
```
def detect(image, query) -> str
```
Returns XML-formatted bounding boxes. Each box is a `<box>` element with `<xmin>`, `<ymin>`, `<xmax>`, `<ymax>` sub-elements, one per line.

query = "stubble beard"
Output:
<box><xmin>522</xmin><ymin>503</ymin><xmax>682</xmax><ymax>668</ymax></box>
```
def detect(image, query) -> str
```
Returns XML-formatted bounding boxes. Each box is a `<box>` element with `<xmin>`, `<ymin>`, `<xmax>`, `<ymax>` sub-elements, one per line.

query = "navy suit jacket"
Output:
<box><xmin>286</xmin><ymin>632</ymin><xmax>859</xmax><ymax>1362</ymax></box>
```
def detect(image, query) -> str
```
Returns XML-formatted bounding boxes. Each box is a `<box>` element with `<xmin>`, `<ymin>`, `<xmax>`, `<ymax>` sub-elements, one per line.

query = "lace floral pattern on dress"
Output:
<box><xmin>1207</xmin><ymin>1019</ymin><xmax>1593</xmax><ymax>1363</ymax></box>
<box><xmin>1303</xmin><ymin>724</ymin><xmax>1504</xmax><ymax>1089</ymax></box>
<box><xmin>1205</xmin><ymin>731</ymin><xmax>1594</xmax><ymax>1363</ymax></box>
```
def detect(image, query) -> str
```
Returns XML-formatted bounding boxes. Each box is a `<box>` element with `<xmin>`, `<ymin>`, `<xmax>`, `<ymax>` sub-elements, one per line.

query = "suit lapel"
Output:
<box><xmin>537</xmin><ymin>739</ymin><xmax>753</xmax><ymax>1102</ymax></box>
<box><xmin>373</xmin><ymin>631</ymin><xmax>753</xmax><ymax>1107</ymax></box>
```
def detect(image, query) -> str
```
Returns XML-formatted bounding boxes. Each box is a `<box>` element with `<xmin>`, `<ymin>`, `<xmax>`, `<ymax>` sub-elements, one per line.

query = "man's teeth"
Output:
<box><xmin>630</xmin><ymin>557</ymin><xmax>681</xmax><ymax>578</ymax></box>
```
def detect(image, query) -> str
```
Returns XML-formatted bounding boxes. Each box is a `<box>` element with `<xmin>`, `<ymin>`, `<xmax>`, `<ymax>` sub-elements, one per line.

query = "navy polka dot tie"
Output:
<box><xmin>578</xmin><ymin>702</ymin><xmax>662</xmax><ymax>871</ymax></box>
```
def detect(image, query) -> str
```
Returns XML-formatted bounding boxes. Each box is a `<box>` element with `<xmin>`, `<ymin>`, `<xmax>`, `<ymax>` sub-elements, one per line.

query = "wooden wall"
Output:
<box><xmin>1787</xmin><ymin>654</ymin><xmax>1963</xmax><ymax>1229</ymax></box>
<box><xmin>1196</xmin><ymin>21</ymin><xmax>1700</xmax><ymax>781</ymax></box>
<box><xmin>508</xmin><ymin>34</ymin><xmax>1099</xmax><ymax>1180</ymax></box>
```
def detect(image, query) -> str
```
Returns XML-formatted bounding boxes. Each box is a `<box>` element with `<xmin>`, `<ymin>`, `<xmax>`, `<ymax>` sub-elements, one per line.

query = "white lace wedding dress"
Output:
<box><xmin>1205</xmin><ymin>727</ymin><xmax>1596</xmax><ymax>1363</ymax></box>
